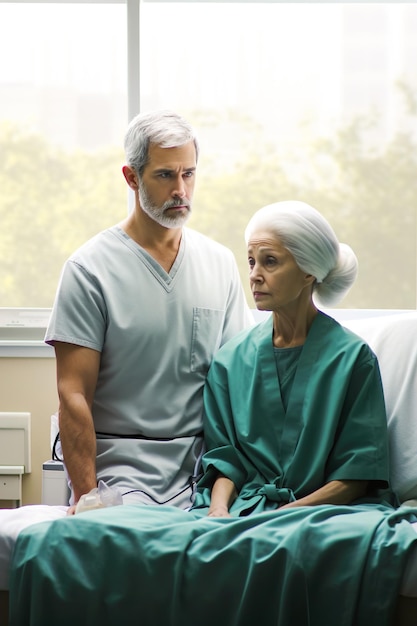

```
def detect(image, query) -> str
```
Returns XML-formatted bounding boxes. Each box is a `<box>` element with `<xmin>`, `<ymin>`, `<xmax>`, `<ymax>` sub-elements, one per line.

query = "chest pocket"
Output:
<box><xmin>190</xmin><ymin>307</ymin><xmax>225</xmax><ymax>374</ymax></box>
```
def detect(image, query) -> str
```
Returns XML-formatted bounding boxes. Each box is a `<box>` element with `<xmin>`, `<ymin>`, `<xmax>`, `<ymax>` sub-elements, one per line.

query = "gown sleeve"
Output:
<box><xmin>325</xmin><ymin>349</ymin><xmax>390</xmax><ymax>488</ymax></box>
<box><xmin>198</xmin><ymin>358</ymin><xmax>249</xmax><ymax>493</ymax></box>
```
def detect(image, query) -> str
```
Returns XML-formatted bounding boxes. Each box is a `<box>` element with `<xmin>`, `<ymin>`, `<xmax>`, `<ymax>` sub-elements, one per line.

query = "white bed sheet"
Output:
<box><xmin>0</xmin><ymin>505</ymin><xmax>67</xmax><ymax>589</ymax></box>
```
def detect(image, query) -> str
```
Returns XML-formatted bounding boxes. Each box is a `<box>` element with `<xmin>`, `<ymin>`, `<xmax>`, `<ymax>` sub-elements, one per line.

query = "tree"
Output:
<box><xmin>0</xmin><ymin>122</ymin><xmax>126</xmax><ymax>307</ymax></box>
<box><xmin>190</xmin><ymin>110</ymin><xmax>417</xmax><ymax>309</ymax></box>
<box><xmin>1</xmin><ymin>101</ymin><xmax>416</xmax><ymax>309</ymax></box>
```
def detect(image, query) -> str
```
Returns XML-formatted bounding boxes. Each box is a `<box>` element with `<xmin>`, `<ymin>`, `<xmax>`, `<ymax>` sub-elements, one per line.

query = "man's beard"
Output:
<box><xmin>138</xmin><ymin>179</ymin><xmax>192</xmax><ymax>229</ymax></box>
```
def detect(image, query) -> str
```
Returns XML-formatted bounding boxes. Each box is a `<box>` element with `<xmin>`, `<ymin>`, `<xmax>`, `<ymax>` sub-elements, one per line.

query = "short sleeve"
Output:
<box><xmin>45</xmin><ymin>259</ymin><xmax>107</xmax><ymax>352</ymax></box>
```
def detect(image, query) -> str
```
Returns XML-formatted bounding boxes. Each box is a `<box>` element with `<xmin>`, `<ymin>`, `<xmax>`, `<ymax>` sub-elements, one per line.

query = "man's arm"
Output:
<box><xmin>54</xmin><ymin>342</ymin><xmax>101</xmax><ymax>513</ymax></box>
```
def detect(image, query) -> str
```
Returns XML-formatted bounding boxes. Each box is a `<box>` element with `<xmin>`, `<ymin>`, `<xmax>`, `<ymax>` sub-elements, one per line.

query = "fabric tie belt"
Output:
<box><xmin>260</xmin><ymin>484</ymin><xmax>296</xmax><ymax>505</ymax></box>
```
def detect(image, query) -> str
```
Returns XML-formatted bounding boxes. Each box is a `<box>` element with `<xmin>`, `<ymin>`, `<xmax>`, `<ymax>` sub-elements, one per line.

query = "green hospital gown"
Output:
<box><xmin>194</xmin><ymin>311</ymin><xmax>391</xmax><ymax>515</ymax></box>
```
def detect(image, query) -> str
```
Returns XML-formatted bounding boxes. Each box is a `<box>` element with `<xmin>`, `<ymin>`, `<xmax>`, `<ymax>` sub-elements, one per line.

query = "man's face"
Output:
<box><xmin>139</xmin><ymin>141</ymin><xmax>197</xmax><ymax>229</ymax></box>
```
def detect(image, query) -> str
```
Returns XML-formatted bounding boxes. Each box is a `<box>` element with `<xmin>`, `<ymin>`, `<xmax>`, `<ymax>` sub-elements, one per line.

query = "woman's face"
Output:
<box><xmin>247</xmin><ymin>230</ymin><xmax>313</xmax><ymax>312</ymax></box>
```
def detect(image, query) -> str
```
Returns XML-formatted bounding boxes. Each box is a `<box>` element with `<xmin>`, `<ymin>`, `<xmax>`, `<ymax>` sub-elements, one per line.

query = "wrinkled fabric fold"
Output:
<box><xmin>9</xmin><ymin>503</ymin><xmax>417</xmax><ymax>626</ymax></box>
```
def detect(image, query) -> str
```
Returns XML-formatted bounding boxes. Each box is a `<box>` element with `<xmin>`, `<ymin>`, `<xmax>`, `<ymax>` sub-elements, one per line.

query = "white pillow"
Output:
<box><xmin>342</xmin><ymin>312</ymin><xmax>417</xmax><ymax>502</ymax></box>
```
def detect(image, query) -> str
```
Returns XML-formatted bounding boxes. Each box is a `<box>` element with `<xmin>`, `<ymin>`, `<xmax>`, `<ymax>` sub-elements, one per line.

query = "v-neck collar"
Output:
<box><xmin>110</xmin><ymin>225</ymin><xmax>185</xmax><ymax>292</ymax></box>
<box><xmin>256</xmin><ymin>313</ymin><xmax>326</xmax><ymax>465</ymax></box>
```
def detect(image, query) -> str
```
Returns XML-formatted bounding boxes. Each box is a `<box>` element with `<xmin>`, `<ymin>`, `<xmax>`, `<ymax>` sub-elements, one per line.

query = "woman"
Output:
<box><xmin>194</xmin><ymin>199</ymin><xmax>391</xmax><ymax>517</ymax></box>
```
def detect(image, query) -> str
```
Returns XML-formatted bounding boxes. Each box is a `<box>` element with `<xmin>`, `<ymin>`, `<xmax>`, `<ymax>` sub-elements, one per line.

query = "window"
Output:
<box><xmin>0</xmin><ymin>1</ymin><xmax>128</xmax><ymax>308</ymax></box>
<box><xmin>1</xmin><ymin>1</ymin><xmax>416</xmax><ymax>310</ymax></box>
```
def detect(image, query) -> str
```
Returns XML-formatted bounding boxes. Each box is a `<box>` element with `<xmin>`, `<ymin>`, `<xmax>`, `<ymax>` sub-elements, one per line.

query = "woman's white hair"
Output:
<box><xmin>245</xmin><ymin>200</ymin><xmax>358</xmax><ymax>307</ymax></box>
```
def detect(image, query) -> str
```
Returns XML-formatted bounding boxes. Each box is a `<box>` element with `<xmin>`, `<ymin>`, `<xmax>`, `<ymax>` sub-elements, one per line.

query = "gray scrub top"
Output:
<box><xmin>46</xmin><ymin>225</ymin><xmax>252</xmax><ymax>508</ymax></box>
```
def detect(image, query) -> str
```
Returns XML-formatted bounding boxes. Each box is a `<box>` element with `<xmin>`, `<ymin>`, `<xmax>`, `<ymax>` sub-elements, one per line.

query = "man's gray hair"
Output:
<box><xmin>245</xmin><ymin>200</ymin><xmax>358</xmax><ymax>307</ymax></box>
<box><xmin>124</xmin><ymin>110</ymin><xmax>199</xmax><ymax>176</ymax></box>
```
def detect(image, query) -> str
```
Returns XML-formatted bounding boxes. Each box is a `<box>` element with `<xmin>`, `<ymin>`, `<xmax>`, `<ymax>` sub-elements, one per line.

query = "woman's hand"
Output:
<box><xmin>207</xmin><ymin>475</ymin><xmax>237</xmax><ymax>518</ymax></box>
<box><xmin>276</xmin><ymin>479</ymin><xmax>369</xmax><ymax>510</ymax></box>
<box><xmin>207</xmin><ymin>504</ymin><xmax>232</xmax><ymax>518</ymax></box>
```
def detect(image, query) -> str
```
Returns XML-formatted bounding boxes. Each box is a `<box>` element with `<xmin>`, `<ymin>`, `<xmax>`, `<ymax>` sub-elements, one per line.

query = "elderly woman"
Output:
<box><xmin>9</xmin><ymin>202</ymin><xmax>417</xmax><ymax>626</ymax></box>
<box><xmin>194</xmin><ymin>200</ymin><xmax>388</xmax><ymax>516</ymax></box>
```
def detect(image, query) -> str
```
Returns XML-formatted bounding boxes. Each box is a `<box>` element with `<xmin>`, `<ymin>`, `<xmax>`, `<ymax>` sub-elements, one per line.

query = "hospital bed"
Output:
<box><xmin>4</xmin><ymin>309</ymin><xmax>417</xmax><ymax>625</ymax></box>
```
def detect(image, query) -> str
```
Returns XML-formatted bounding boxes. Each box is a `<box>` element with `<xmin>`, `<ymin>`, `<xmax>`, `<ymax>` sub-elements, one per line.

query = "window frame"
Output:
<box><xmin>0</xmin><ymin>0</ymin><xmax>138</xmax><ymax>355</ymax></box>
<box><xmin>0</xmin><ymin>0</ymin><xmax>415</xmax><ymax>356</ymax></box>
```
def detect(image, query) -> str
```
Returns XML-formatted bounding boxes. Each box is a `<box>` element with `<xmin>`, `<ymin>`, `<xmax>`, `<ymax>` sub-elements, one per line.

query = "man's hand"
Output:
<box><xmin>66</xmin><ymin>505</ymin><xmax>77</xmax><ymax>516</ymax></box>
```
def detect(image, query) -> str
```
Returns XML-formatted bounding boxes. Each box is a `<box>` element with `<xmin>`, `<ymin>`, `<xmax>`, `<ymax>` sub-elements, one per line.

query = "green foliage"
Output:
<box><xmin>0</xmin><ymin>122</ymin><xmax>126</xmax><ymax>306</ymax></box>
<box><xmin>190</xmin><ymin>113</ymin><xmax>417</xmax><ymax>309</ymax></box>
<box><xmin>1</xmin><ymin>106</ymin><xmax>416</xmax><ymax>309</ymax></box>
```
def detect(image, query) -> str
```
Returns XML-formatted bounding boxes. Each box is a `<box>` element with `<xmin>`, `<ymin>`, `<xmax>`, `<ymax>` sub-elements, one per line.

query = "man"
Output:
<box><xmin>47</xmin><ymin>109</ymin><xmax>252</xmax><ymax>513</ymax></box>
<box><xmin>0</xmin><ymin>110</ymin><xmax>252</xmax><ymax>599</ymax></box>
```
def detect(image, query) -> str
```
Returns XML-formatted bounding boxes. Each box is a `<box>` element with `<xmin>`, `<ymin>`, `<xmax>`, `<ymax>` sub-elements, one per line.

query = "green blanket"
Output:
<box><xmin>9</xmin><ymin>503</ymin><xmax>417</xmax><ymax>626</ymax></box>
